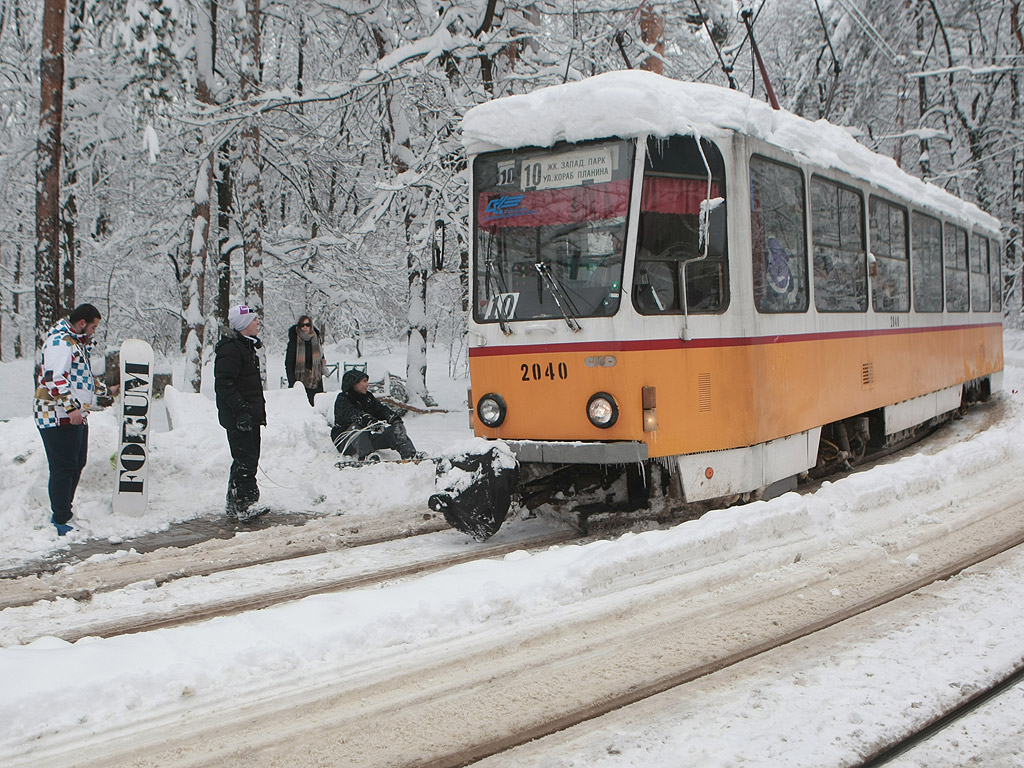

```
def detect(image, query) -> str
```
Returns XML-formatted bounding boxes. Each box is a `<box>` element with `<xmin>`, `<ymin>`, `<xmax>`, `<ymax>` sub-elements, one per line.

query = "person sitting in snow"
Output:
<box><xmin>331</xmin><ymin>369</ymin><xmax>422</xmax><ymax>462</ymax></box>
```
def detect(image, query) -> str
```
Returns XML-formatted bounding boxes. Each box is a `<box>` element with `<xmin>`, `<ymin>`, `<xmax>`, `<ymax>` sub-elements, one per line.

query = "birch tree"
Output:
<box><xmin>181</xmin><ymin>0</ymin><xmax>216</xmax><ymax>393</ymax></box>
<box><xmin>237</xmin><ymin>0</ymin><xmax>265</xmax><ymax>380</ymax></box>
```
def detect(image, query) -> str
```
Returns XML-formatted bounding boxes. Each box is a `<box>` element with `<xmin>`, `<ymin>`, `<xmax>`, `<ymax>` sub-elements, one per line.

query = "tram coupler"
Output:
<box><xmin>428</xmin><ymin>443</ymin><xmax>519</xmax><ymax>541</ymax></box>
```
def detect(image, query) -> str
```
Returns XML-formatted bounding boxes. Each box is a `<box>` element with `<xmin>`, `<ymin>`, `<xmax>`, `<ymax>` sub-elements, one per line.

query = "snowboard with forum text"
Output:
<box><xmin>112</xmin><ymin>339</ymin><xmax>155</xmax><ymax>516</ymax></box>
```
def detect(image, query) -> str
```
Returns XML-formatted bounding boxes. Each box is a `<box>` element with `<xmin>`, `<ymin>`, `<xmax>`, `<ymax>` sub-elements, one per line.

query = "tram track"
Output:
<box><xmin>0</xmin><ymin>513</ymin><xmax>449</xmax><ymax>610</ymax></box>
<box><xmin>424</xmin><ymin>521</ymin><xmax>1024</xmax><ymax>768</ymax></box>
<box><xmin>0</xmin><ymin>518</ymin><xmax>576</xmax><ymax>645</ymax></box>
<box><xmin>0</xmin><ymin>399</ymin><xmax>1004</xmax><ymax>646</ymax></box>
<box><xmin>24</xmin><ymin>450</ymin><xmax>1024</xmax><ymax>768</ymax></box>
<box><xmin>858</xmin><ymin>661</ymin><xmax>1024</xmax><ymax>767</ymax></box>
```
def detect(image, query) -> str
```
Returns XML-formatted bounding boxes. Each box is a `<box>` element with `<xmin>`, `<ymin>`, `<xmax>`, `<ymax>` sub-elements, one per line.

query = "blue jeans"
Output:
<box><xmin>39</xmin><ymin>424</ymin><xmax>89</xmax><ymax>525</ymax></box>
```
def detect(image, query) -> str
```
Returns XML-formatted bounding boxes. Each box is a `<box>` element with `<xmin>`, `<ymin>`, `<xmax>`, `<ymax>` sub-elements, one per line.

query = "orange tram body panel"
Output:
<box><xmin>470</xmin><ymin>323</ymin><xmax>1003</xmax><ymax>458</ymax></box>
<box><xmin>459</xmin><ymin>72</ymin><xmax>1005</xmax><ymax>511</ymax></box>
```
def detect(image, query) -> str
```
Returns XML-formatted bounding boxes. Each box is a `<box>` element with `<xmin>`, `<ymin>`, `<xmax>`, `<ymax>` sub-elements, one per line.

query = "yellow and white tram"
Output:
<box><xmin>448</xmin><ymin>71</ymin><xmax>1003</xmax><ymax>537</ymax></box>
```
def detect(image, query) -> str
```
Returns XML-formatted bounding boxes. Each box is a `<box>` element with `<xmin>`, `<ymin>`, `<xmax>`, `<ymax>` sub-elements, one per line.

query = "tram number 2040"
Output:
<box><xmin>521</xmin><ymin>361</ymin><xmax>569</xmax><ymax>381</ymax></box>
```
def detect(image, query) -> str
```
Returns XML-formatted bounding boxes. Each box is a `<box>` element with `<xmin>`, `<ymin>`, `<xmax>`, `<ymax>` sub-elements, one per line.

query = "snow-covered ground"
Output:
<box><xmin>2</xmin><ymin>333</ymin><xmax>1023</xmax><ymax>766</ymax></box>
<box><xmin>0</xmin><ymin>341</ymin><xmax>472</xmax><ymax>569</ymax></box>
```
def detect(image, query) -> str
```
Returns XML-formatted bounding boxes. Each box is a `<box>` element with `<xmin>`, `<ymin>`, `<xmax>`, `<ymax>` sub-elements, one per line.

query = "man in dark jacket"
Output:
<box><xmin>215</xmin><ymin>305</ymin><xmax>268</xmax><ymax>519</ymax></box>
<box><xmin>332</xmin><ymin>368</ymin><xmax>421</xmax><ymax>461</ymax></box>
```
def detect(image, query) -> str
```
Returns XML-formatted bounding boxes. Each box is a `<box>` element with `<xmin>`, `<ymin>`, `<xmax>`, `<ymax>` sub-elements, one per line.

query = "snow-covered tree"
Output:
<box><xmin>4</xmin><ymin>0</ymin><xmax>1022</xmax><ymax>366</ymax></box>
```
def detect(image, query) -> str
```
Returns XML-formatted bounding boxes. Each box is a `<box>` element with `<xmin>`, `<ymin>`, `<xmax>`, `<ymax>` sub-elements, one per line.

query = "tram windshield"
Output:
<box><xmin>472</xmin><ymin>138</ymin><xmax>635</xmax><ymax>325</ymax></box>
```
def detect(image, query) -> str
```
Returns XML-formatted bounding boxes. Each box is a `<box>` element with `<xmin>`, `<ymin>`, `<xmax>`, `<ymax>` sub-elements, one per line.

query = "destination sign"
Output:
<box><xmin>520</xmin><ymin>147</ymin><xmax>614</xmax><ymax>191</ymax></box>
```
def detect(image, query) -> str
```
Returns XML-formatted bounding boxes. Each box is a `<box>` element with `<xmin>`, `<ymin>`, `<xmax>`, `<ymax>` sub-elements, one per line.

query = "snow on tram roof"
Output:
<box><xmin>461</xmin><ymin>70</ymin><xmax>1000</xmax><ymax>232</ymax></box>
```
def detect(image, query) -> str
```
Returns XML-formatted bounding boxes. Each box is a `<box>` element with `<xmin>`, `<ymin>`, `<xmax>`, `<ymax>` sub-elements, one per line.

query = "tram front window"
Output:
<box><xmin>472</xmin><ymin>139</ymin><xmax>635</xmax><ymax>324</ymax></box>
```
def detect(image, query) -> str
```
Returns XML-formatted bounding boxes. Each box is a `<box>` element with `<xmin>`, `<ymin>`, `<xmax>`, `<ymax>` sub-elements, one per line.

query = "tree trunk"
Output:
<box><xmin>216</xmin><ymin>148</ymin><xmax>233</xmax><ymax>324</ymax></box>
<box><xmin>1008</xmin><ymin>2</ymin><xmax>1023</xmax><ymax>315</ymax></box>
<box><xmin>59</xmin><ymin>0</ymin><xmax>86</xmax><ymax>317</ymax></box>
<box><xmin>60</xmin><ymin>175</ymin><xmax>76</xmax><ymax>314</ymax></box>
<box><xmin>0</xmin><ymin>242</ymin><xmax>4</xmax><ymax>361</ymax></box>
<box><xmin>640</xmin><ymin>7</ymin><xmax>665</xmax><ymax>74</ymax></box>
<box><xmin>35</xmin><ymin>0</ymin><xmax>65</xmax><ymax>348</ymax></box>
<box><xmin>238</xmin><ymin>0</ymin><xmax>265</xmax><ymax>380</ymax></box>
<box><xmin>208</xmin><ymin>0</ymin><xmax>230</xmax><ymax>330</ymax></box>
<box><xmin>406</xmin><ymin>255</ymin><xmax>429</xmax><ymax>406</ymax></box>
<box><xmin>183</xmin><ymin>153</ymin><xmax>211</xmax><ymax>392</ymax></box>
<box><xmin>914</xmin><ymin>7</ymin><xmax>933</xmax><ymax>178</ymax></box>
<box><xmin>182</xmin><ymin>0</ymin><xmax>216</xmax><ymax>393</ymax></box>
<box><xmin>458</xmin><ymin>230</ymin><xmax>469</xmax><ymax>314</ymax></box>
<box><xmin>14</xmin><ymin>239</ymin><xmax>24</xmax><ymax>358</ymax></box>
<box><xmin>477</xmin><ymin>0</ymin><xmax>500</xmax><ymax>94</ymax></box>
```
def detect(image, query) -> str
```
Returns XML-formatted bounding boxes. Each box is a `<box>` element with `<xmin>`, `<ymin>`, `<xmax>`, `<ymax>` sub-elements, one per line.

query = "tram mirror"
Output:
<box><xmin>704</xmin><ymin>204</ymin><xmax>726</xmax><ymax>258</ymax></box>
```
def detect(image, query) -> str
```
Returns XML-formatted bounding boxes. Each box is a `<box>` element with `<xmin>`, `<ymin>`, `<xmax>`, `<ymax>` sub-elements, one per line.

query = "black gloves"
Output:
<box><xmin>236</xmin><ymin>411</ymin><xmax>254</xmax><ymax>432</ymax></box>
<box><xmin>369</xmin><ymin>421</ymin><xmax>387</xmax><ymax>434</ymax></box>
<box><xmin>357</xmin><ymin>413</ymin><xmax>374</xmax><ymax>428</ymax></box>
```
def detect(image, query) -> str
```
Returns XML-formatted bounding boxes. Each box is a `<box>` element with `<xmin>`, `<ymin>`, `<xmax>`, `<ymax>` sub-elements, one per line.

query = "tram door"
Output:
<box><xmin>633</xmin><ymin>135</ymin><xmax>729</xmax><ymax>317</ymax></box>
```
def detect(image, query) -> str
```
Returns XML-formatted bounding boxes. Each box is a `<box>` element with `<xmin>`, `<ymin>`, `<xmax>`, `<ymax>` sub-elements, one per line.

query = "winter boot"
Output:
<box><xmin>237</xmin><ymin>505</ymin><xmax>269</xmax><ymax>522</ymax></box>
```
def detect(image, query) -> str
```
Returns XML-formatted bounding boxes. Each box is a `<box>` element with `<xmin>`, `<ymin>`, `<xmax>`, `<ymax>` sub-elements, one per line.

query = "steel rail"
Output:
<box><xmin>857</xmin><ymin>660</ymin><xmax>1024</xmax><ymax>766</ymax></box>
<box><xmin>39</xmin><ymin>528</ymin><xmax>578</xmax><ymax>643</ymax></box>
<box><xmin>416</xmin><ymin>529</ymin><xmax>1024</xmax><ymax>768</ymax></box>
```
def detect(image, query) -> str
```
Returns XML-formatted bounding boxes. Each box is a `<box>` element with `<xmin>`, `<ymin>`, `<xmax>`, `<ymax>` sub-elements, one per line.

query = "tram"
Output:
<box><xmin>430</xmin><ymin>70</ymin><xmax>1004</xmax><ymax>539</ymax></box>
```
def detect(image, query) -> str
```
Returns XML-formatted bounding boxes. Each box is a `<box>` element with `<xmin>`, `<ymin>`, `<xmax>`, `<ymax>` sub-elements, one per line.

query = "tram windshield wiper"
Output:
<box><xmin>535</xmin><ymin>261</ymin><xmax>582</xmax><ymax>332</ymax></box>
<box><xmin>484</xmin><ymin>256</ymin><xmax>513</xmax><ymax>335</ymax></box>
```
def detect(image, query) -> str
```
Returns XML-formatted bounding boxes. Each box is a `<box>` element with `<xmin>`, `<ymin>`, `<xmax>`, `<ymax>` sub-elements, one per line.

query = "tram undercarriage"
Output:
<box><xmin>429</xmin><ymin>376</ymin><xmax>996</xmax><ymax>541</ymax></box>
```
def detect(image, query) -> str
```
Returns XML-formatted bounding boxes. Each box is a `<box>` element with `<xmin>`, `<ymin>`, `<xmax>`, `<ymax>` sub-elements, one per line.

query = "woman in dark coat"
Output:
<box><xmin>285</xmin><ymin>315</ymin><xmax>327</xmax><ymax>406</ymax></box>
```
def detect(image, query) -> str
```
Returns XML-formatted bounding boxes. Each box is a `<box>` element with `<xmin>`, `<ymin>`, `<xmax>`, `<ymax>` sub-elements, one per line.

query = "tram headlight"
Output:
<box><xmin>477</xmin><ymin>393</ymin><xmax>507</xmax><ymax>428</ymax></box>
<box><xmin>587</xmin><ymin>392</ymin><xmax>619</xmax><ymax>429</ymax></box>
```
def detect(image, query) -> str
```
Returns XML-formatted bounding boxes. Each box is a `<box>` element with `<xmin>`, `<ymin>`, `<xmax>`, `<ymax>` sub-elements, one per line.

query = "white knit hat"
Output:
<box><xmin>228</xmin><ymin>305</ymin><xmax>257</xmax><ymax>332</ymax></box>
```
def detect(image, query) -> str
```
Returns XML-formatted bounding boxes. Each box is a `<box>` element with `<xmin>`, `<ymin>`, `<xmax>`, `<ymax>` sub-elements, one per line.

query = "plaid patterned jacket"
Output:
<box><xmin>34</xmin><ymin>318</ymin><xmax>96</xmax><ymax>429</ymax></box>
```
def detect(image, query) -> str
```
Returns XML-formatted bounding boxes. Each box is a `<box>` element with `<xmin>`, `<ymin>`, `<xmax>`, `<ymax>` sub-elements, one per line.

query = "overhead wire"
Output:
<box><xmin>611</xmin><ymin>0</ymin><xmax>650</xmax><ymax>70</ymax></box>
<box><xmin>715</xmin><ymin>0</ymin><xmax>768</xmax><ymax>95</ymax></box>
<box><xmin>693</xmin><ymin>0</ymin><xmax>738</xmax><ymax>89</ymax></box>
<box><xmin>831</xmin><ymin>0</ymin><xmax>903</xmax><ymax>68</ymax></box>
<box><xmin>812</xmin><ymin>0</ymin><xmax>842</xmax><ymax>118</ymax></box>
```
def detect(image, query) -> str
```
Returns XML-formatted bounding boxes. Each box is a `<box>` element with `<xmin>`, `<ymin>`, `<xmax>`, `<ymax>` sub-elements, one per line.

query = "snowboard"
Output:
<box><xmin>112</xmin><ymin>339</ymin><xmax>155</xmax><ymax>516</ymax></box>
<box><xmin>334</xmin><ymin>454</ymin><xmax>432</xmax><ymax>469</ymax></box>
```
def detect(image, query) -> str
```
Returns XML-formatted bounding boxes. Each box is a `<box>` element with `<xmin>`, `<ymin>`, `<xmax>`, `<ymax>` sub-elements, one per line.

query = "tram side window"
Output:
<box><xmin>634</xmin><ymin>135</ymin><xmax>729</xmax><ymax>315</ymax></box>
<box><xmin>811</xmin><ymin>176</ymin><xmax>867</xmax><ymax>312</ymax></box>
<box><xmin>970</xmin><ymin>233</ymin><xmax>991</xmax><ymax>312</ymax></box>
<box><xmin>749</xmin><ymin>155</ymin><xmax>809</xmax><ymax>313</ymax></box>
<box><xmin>868</xmin><ymin>197</ymin><xmax>910</xmax><ymax>312</ymax></box>
<box><xmin>911</xmin><ymin>212</ymin><xmax>943</xmax><ymax>312</ymax></box>
<box><xmin>944</xmin><ymin>224</ymin><xmax>969</xmax><ymax>312</ymax></box>
<box><xmin>991</xmin><ymin>238</ymin><xmax>1003</xmax><ymax>311</ymax></box>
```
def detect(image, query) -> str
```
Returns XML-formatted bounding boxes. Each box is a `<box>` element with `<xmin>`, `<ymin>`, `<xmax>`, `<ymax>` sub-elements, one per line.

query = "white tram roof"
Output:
<box><xmin>462</xmin><ymin>70</ymin><xmax>1000</xmax><ymax>233</ymax></box>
